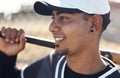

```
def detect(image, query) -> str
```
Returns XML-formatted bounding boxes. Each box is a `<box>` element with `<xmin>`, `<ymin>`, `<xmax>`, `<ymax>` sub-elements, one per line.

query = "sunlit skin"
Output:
<box><xmin>0</xmin><ymin>27</ymin><xmax>25</xmax><ymax>56</ymax></box>
<box><xmin>49</xmin><ymin>10</ymin><xmax>107</xmax><ymax>74</ymax></box>
<box><xmin>50</xmin><ymin>11</ymin><xmax>90</xmax><ymax>55</ymax></box>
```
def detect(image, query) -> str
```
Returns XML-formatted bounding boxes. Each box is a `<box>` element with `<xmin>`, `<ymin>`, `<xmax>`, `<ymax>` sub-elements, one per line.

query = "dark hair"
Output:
<box><xmin>101</xmin><ymin>12</ymin><xmax>110</xmax><ymax>31</ymax></box>
<box><xmin>82</xmin><ymin>12</ymin><xmax>110</xmax><ymax>31</ymax></box>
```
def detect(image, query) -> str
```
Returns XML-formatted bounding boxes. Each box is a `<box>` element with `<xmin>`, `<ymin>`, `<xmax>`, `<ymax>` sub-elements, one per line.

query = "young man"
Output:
<box><xmin>0</xmin><ymin>0</ymin><xmax>120</xmax><ymax>78</ymax></box>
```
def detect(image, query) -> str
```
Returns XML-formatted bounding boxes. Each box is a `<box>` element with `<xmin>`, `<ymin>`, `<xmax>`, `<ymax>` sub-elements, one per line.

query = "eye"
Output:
<box><xmin>51</xmin><ymin>16</ymin><xmax>54</xmax><ymax>19</ymax></box>
<box><xmin>60</xmin><ymin>16</ymin><xmax>65</xmax><ymax>20</ymax></box>
<box><xmin>59</xmin><ymin>16</ymin><xmax>69</xmax><ymax>22</ymax></box>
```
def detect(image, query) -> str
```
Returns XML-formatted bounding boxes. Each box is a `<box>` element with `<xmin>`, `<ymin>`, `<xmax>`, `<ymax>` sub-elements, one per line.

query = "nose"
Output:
<box><xmin>49</xmin><ymin>20</ymin><xmax>60</xmax><ymax>33</ymax></box>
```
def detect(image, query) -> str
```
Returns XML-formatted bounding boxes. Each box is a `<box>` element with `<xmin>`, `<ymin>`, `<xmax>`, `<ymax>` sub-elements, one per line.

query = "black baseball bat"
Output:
<box><xmin>0</xmin><ymin>31</ymin><xmax>55</xmax><ymax>48</ymax></box>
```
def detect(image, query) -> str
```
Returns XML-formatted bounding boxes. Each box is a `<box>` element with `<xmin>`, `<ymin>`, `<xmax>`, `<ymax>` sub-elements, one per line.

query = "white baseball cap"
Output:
<box><xmin>34</xmin><ymin>0</ymin><xmax>110</xmax><ymax>15</ymax></box>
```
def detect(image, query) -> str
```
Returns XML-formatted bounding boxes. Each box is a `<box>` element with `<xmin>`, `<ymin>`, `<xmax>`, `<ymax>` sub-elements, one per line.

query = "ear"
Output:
<box><xmin>89</xmin><ymin>15</ymin><xmax>103</xmax><ymax>33</ymax></box>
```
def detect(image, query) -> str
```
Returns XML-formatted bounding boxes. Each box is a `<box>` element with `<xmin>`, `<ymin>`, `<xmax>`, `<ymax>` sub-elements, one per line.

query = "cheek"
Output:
<box><xmin>63</xmin><ymin>22</ymin><xmax>87</xmax><ymax>39</ymax></box>
<box><xmin>62</xmin><ymin>23</ymin><xmax>89</xmax><ymax>50</ymax></box>
<box><xmin>62</xmin><ymin>24</ymin><xmax>85</xmax><ymax>44</ymax></box>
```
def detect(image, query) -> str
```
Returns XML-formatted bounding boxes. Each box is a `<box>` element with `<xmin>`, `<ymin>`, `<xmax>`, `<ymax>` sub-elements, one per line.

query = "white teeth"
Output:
<box><xmin>55</xmin><ymin>38</ymin><xmax>64</xmax><ymax>41</ymax></box>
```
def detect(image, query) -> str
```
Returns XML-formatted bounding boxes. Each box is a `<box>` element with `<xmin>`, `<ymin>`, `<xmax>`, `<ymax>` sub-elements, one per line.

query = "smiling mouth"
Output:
<box><xmin>54</xmin><ymin>35</ymin><xmax>66</xmax><ymax>47</ymax></box>
<box><xmin>55</xmin><ymin>37</ymin><xmax>65</xmax><ymax>42</ymax></box>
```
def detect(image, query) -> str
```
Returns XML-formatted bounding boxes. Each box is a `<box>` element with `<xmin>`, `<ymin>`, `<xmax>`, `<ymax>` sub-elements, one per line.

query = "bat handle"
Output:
<box><xmin>0</xmin><ymin>31</ymin><xmax>55</xmax><ymax>48</ymax></box>
<box><xmin>25</xmin><ymin>35</ymin><xmax>55</xmax><ymax>48</ymax></box>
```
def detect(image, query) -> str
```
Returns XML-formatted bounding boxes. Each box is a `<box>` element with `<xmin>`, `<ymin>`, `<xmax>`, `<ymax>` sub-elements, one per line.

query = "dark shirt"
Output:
<box><xmin>65</xmin><ymin>64</ymin><xmax>111</xmax><ymax>78</ymax></box>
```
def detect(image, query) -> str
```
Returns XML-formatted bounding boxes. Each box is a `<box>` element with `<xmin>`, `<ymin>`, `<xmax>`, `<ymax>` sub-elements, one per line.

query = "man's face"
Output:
<box><xmin>49</xmin><ymin>11</ymin><xmax>91</xmax><ymax>55</ymax></box>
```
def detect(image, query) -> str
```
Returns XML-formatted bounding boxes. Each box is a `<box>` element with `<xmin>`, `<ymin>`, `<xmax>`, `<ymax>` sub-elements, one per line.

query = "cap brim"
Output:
<box><xmin>34</xmin><ymin>1</ymin><xmax>82</xmax><ymax>16</ymax></box>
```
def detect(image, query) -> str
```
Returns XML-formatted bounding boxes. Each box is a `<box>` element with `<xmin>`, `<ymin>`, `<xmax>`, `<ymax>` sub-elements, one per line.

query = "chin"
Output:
<box><xmin>55</xmin><ymin>48</ymin><xmax>69</xmax><ymax>55</ymax></box>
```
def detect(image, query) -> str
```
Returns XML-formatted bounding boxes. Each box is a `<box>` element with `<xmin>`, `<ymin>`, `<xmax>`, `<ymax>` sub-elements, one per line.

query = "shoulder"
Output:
<box><xmin>106</xmin><ymin>70</ymin><xmax>120</xmax><ymax>78</ymax></box>
<box><xmin>21</xmin><ymin>55</ymin><xmax>49</xmax><ymax>78</ymax></box>
<box><xmin>20</xmin><ymin>51</ymin><xmax>60</xmax><ymax>78</ymax></box>
<box><xmin>99</xmin><ymin>56</ymin><xmax>120</xmax><ymax>78</ymax></box>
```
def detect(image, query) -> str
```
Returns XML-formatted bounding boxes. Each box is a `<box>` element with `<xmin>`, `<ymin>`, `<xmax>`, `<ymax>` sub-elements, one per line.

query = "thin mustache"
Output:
<box><xmin>53</xmin><ymin>33</ymin><xmax>65</xmax><ymax>38</ymax></box>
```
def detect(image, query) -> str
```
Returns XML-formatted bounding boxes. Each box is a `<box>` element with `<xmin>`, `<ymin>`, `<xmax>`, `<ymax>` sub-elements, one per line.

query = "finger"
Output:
<box><xmin>5</xmin><ymin>27</ymin><xmax>11</xmax><ymax>42</ymax></box>
<box><xmin>10</xmin><ymin>28</ymin><xmax>18</xmax><ymax>43</ymax></box>
<box><xmin>15</xmin><ymin>29</ymin><xmax>24</xmax><ymax>42</ymax></box>
<box><xmin>18</xmin><ymin>33</ymin><xmax>26</xmax><ymax>52</ymax></box>
<box><xmin>1</xmin><ymin>26</ymin><xmax>6</xmax><ymax>37</ymax></box>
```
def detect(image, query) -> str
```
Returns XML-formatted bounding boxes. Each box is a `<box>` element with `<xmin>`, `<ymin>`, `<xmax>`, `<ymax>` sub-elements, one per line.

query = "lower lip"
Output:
<box><xmin>55</xmin><ymin>40</ymin><xmax>64</xmax><ymax>46</ymax></box>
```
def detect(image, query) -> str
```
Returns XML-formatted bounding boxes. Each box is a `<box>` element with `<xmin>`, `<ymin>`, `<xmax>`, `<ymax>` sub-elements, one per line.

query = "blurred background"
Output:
<box><xmin>0</xmin><ymin>0</ymin><xmax>120</xmax><ymax>69</ymax></box>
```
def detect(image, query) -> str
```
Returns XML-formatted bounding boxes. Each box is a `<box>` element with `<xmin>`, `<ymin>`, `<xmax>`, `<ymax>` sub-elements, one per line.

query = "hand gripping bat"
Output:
<box><xmin>0</xmin><ymin>31</ymin><xmax>55</xmax><ymax>48</ymax></box>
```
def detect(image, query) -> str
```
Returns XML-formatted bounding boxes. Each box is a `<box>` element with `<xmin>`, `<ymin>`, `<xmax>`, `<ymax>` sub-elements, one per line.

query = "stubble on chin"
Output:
<box><xmin>55</xmin><ymin>48</ymin><xmax>69</xmax><ymax>55</ymax></box>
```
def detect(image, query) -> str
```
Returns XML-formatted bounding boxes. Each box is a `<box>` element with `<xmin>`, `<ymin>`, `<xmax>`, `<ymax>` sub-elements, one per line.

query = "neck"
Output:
<box><xmin>66</xmin><ymin>50</ymin><xmax>107</xmax><ymax>75</ymax></box>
